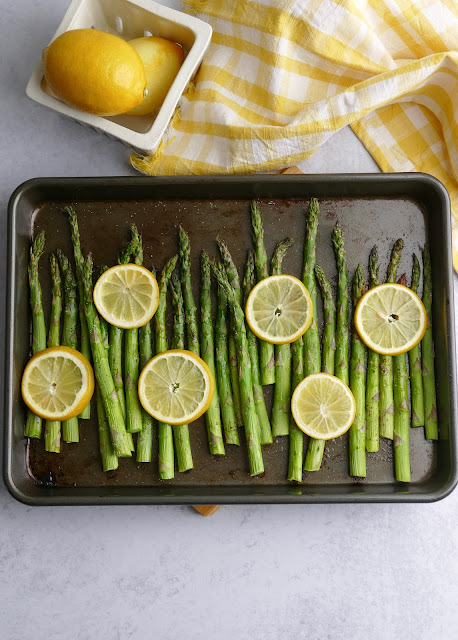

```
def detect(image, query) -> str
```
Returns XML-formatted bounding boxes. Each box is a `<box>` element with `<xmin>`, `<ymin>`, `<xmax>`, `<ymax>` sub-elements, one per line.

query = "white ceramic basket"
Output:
<box><xmin>26</xmin><ymin>0</ymin><xmax>212</xmax><ymax>154</ymax></box>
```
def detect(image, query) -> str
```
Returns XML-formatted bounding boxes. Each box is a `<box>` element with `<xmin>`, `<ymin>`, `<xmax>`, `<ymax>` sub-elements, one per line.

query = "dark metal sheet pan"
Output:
<box><xmin>4</xmin><ymin>174</ymin><xmax>457</xmax><ymax>505</ymax></box>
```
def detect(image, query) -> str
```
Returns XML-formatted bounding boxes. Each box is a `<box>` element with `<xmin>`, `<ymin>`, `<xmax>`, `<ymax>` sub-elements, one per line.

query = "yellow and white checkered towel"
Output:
<box><xmin>131</xmin><ymin>0</ymin><xmax>458</xmax><ymax>267</ymax></box>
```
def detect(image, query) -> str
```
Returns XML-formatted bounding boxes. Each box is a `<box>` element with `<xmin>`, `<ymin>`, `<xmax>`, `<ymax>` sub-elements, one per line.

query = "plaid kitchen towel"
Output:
<box><xmin>131</xmin><ymin>0</ymin><xmax>458</xmax><ymax>267</ymax></box>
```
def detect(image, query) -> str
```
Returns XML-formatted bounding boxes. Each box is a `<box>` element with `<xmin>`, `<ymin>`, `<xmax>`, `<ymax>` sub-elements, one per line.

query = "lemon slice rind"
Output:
<box><xmin>21</xmin><ymin>346</ymin><xmax>94</xmax><ymax>421</ymax></box>
<box><xmin>93</xmin><ymin>264</ymin><xmax>159</xmax><ymax>329</ymax></box>
<box><xmin>138</xmin><ymin>349</ymin><xmax>214</xmax><ymax>425</ymax></box>
<box><xmin>291</xmin><ymin>373</ymin><xmax>356</xmax><ymax>440</ymax></box>
<box><xmin>354</xmin><ymin>283</ymin><xmax>427</xmax><ymax>356</ymax></box>
<box><xmin>245</xmin><ymin>274</ymin><xmax>313</xmax><ymax>345</ymax></box>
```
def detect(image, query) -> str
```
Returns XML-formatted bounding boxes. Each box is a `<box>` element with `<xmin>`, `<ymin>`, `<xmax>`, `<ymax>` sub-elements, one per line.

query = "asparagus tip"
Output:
<box><xmin>31</xmin><ymin>231</ymin><xmax>45</xmax><ymax>260</ymax></box>
<box><xmin>353</xmin><ymin>264</ymin><xmax>366</xmax><ymax>303</ymax></box>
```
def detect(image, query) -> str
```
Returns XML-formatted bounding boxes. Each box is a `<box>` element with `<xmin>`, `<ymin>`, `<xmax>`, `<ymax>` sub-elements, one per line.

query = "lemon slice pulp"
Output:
<box><xmin>21</xmin><ymin>346</ymin><xmax>94</xmax><ymax>421</ymax></box>
<box><xmin>245</xmin><ymin>274</ymin><xmax>313</xmax><ymax>344</ymax></box>
<box><xmin>354</xmin><ymin>283</ymin><xmax>427</xmax><ymax>356</ymax></box>
<box><xmin>291</xmin><ymin>373</ymin><xmax>356</xmax><ymax>440</ymax></box>
<box><xmin>138</xmin><ymin>350</ymin><xmax>214</xmax><ymax>425</ymax></box>
<box><xmin>93</xmin><ymin>264</ymin><xmax>159</xmax><ymax>329</ymax></box>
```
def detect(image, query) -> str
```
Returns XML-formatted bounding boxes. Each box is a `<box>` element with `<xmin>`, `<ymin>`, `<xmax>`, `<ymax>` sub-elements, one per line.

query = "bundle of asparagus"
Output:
<box><xmin>23</xmin><ymin>199</ymin><xmax>438</xmax><ymax>485</ymax></box>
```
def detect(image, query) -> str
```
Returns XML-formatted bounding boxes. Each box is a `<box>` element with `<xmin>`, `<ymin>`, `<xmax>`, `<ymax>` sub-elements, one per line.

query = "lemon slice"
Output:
<box><xmin>291</xmin><ymin>373</ymin><xmax>356</xmax><ymax>440</ymax></box>
<box><xmin>22</xmin><ymin>346</ymin><xmax>94</xmax><ymax>421</ymax></box>
<box><xmin>138</xmin><ymin>350</ymin><xmax>214</xmax><ymax>425</ymax></box>
<box><xmin>93</xmin><ymin>264</ymin><xmax>159</xmax><ymax>329</ymax></box>
<box><xmin>245</xmin><ymin>274</ymin><xmax>313</xmax><ymax>344</ymax></box>
<box><xmin>354</xmin><ymin>283</ymin><xmax>427</xmax><ymax>356</ymax></box>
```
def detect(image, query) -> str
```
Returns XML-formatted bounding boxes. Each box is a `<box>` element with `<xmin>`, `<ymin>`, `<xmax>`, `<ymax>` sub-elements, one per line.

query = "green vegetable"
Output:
<box><xmin>136</xmin><ymin>309</ymin><xmax>154</xmax><ymax>464</ymax></box>
<box><xmin>44</xmin><ymin>253</ymin><xmax>62</xmax><ymax>453</ymax></box>
<box><xmin>169</xmin><ymin>270</ymin><xmax>194</xmax><ymax>470</ymax></box>
<box><xmin>250</xmin><ymin>201</ymin><xmax>275</xmax><ymax>385</ymax></box>
<box><xmin>365</xmin><ymin>247</ymin><xmax>380</xmax><ymax>452</ymax></box>
<box><xmin>303</xmin><ymin>200</ymin><xmax>323</xmax><ymax>471</ymax></box>
<box><xmin>349</xmin><ymin>264</ymin><xmax>366</xmax><ymax>478</ymax></box>
<box><xmin>62</xmin><ymin>206</ymin><xmax>91</xmax><ymax>419</ymax></box>
<box><xmin>155</xmin><ymin>256</ymin><xmax>179</xmax><ymax>479</ymax></box>
<box><xmin>107</xmin><ymin>231</ymin><xmax>141</xmax><ymax>427</ymax></box>
<box><xmin>242</xmin><ymin>251</ymin><xmax>272</xmax><ymax>445</ymax></box>
<box><xmin>97</xmin><ymin>266</ymin><xmax>110</xmax><ymax>353</ymax></box>
<box><xmin>25</xmin><ymin>231</ymin><xmax>46</xmax><ymax>439</ymax></box>
<box><xmin>212</xmin><ymin>262</ymin><xmax>264</xmax><ymax>476</ymax></box>
<box><xmin>379</xmin><ymin>239</ymin><xmax>404</xmax><ymax>439</ymax></box>
<box><xmin>201</xmin><ymin>252</ymin><xmax>225</xmax><ymax>455</ymax></box>
<box><xmin>314</xmin><ymin>265</ymin><xmax>336</xmax><ymax>375</ymax></box>
<box><xmin>57</xmin><ymin>250</ymin><xmax>80</xmax><ymax>443</ymax></box>
<box><xmin>409</xmin><ymin>254</ymin><xmax>425</xmax><ymax>427</ymax></box>
<box><xmin>68</xmin><ymin>210</ymin><xmax>131</xmax><ymax>457</ymax></box>
<box><xmin>270</xmin><ymin>238</ymin><xmax>293</xmax><ymax>437</ymax></box>
<box><xmin>178</xmin><ymin>226</ymin><xmax>199</xmax><ymax>354</ymax></box>
<box><xmin>214</xmin><ymin>283</ymin><xmax>240</xmax><ymax>445</ymax></box>
<box><xmin>332</xmin><ymin>224</ymin><xmax>349</xmax><ymax>385</ymax></box>
<box><xmin>302</xmin><ymin>198</ymin><xmax>321</xmax><ymax>376</ymax></box>
<box><xmin>393</xmin><ymin>274</ymin><xmax>410</xmax><ymax>482</ymax></box>
<box><xmin>96</xmin><ymin>385</ymin><xmax>118</xmax><ymax>472</ymax></box>
<box><xmin>217</xmin><ymin>239</ymin><xmax>244</xmax><ymax>427</ymax></box>
<box><xmin>124</xmin><ymin>226</ymin><xmax>143</xmax><ymax>434</ymax></box>
<box><xmin>304</xmin><ymin>265</ymin><xmax>336</xmax><ymax>471</ymax></box>
<box><xmin>422</xmin><ymin>245</ymin><xmax>438</xmax><ymax>440</ymax></box>
<box><xmin>288</xmin><ymin>336</ymin><xmax>304</xmax><ymax>482</ymax></box>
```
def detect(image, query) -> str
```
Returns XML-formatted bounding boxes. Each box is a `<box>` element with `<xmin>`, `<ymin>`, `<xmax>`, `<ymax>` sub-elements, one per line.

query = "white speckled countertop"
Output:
<box><xmin>1</xmin><ymin>2</ymin><xmax>458</xmax><ymax>638</ymax></box>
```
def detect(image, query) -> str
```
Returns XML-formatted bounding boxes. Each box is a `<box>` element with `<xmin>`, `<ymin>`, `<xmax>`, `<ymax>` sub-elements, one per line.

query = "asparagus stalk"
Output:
<box><xmin>302</xmin><ymin>200</ymin><xmax>324</xmax><ymax>471</ymax></box>
<box><xmin>215</xmin><ymin>282</ymin><xmax>240</xmax><ymax>445</ymax></box>
<box><xmin>302</xmin><ymin>198</ymin><xmax>321</xmax><ymax>376</ymax></box>
<box><xmin>97</xmin><ymin>266</ymin><xmax>133</xmax><ymax>455</ymax></box>
<box><xmin>155</xmin><ymin>256</ymin><xmax>179</xmax><ymax>479</ymax></box>
<box><xmin>168</xmin><ymin>271</ymin><xmax>194</xmax><ymax>470</ymax></box>
<box><xmin>124</xmin><ymin>226</ymin><xmax>143</xmax><ymax>434</ymax></box>
<box><xmin>422</xmin><ymin>245</ymin><xmax>438</xmax><ymax>440</ymax></box>
<box><xmin>98</xmin><ymin>266</ymin><xmax>110</xmax><ymax>353</ymax></box>
<box><xmin>136</xmin><ymin>311</ymin><xmax>154</xmax><ymax>463</ymax></box>
<box><xmin>409</xmin><ymin>254</ymin><xmax>425</xmax><ymax>427</ymax></box>
<box><xmin>62</xmin><ymin>206</ymin><xmax>91</xmax><ymax>419</ymax></box>
<box><xmin>250</xmin><ymin>201</ymin><xmax>275</xmax><ymax>385</ymax></box>
<box><xmin>332</xmin><ymin>224</ymin><xmax>349</xmax><ymax>385</ymax></box>
<box><xmin>96</xmin><ymin>385</ymin><xmax>118</xmax><ymax>472</ymax></box>
<box><xmin>366</xmin><ymin>247</ymin><xmax>380</xmax><ymax>452</ymax></box>
<box><xmin>47</xmin><ymin>254</ymin><xmax>62</xmax><ymax>347</ymax></box>
<box><xmin>81</xmin><ymin>255</ymin><xmax>131</xmax><ymax>457</ymax></box>
<box><xmin>270</xmin><ymin>238</ymin><xmax>293</xmax><ymax>437</ymax></box>
<box><xmin>288</xmin><ymin>336</ymin><xmax>304</xmax><ymax>482</ymax></box>
<box><xmin>67</xmin><ymin>209</ymin><xmax>131</xmax><ymax>457</ymax></box>
<box><xmin>201</xmin><ymin>252</ymin><xmax>225</xmax><ymax>455</ymax></box>
<box><xmin>57</xmin><ymin>250</ymin><xmax>80</xmax><ymax>443</ymax></box>
<box><xmin>393</xmin><ymin>274</ymin><xmax>410</xmax><ymax>482</ymax></box>
<box><xmin>242</xmin><ymin>251</ymin><xmax>272</xmax><ymax>445</ymax></box>
<box><xmin>44</xmin><ymin>254</ymin><xmax>62</xmax><ymax>453</ymax></box>
<box><xmin>349</xmin><ymin>264</ymin><xmax>367</xmax><ymax>478</ymax></box>
<box><xmin>314</xmin><ymin>266</ymin><xmax>336</xmax><ymax>375</ymax></box>
<box><xmin>25</xmin><ymin>231</ymin><xmax>46</xmax><ymax>439</ymax></box>
<box><xmin>380</xmin><ymin>239</ymin><xmax>404</xmax><ymax>439</ymax></box>
<box><xmin>109</xmin><ymin>324</ymin><xmax>125</xmax><ymax>419</ymax></box>
<box><xmin>217</xmin><ymin>239</ymin><xmax>243</xmax><ymax>426</ymax></box>
<box><xmin>212</xmin><ymin>262</ymin><xmax>264</xmax><ymax>476</ymax></box>
<box><xmin>98</xmin><ymin>263</ymin><xmax>118</xmax><ymax>457</ymax></box>
<box><xmin>178</xmin><ymin>226</ymin><xmax>200</xmax><ymax>354</ymax></box>
<box><xmin>98</xmin><ymin>315</ymin><xmax>109</xmax><ymax>352</ymax></box>
<box><xmin>107</xmin><ymin>232</ymin><xmax>140</xmax><ymax>426</ymax></box>
<box><xmin>304</xmin><ymin>265</ymin><xmax>336</xmax><ymax>470</ymax></box>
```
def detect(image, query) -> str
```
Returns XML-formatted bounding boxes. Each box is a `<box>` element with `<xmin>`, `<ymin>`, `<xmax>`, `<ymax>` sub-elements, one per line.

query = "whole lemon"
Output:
<box><xmin>42</xmin><ymin>29</ymin><xmax>147</xmax><ymax>116</ymax></box>
<box><xmin>127</xmin><ymin>36</ymin><xmax>184</xmax><ymax>116</ymax></box>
